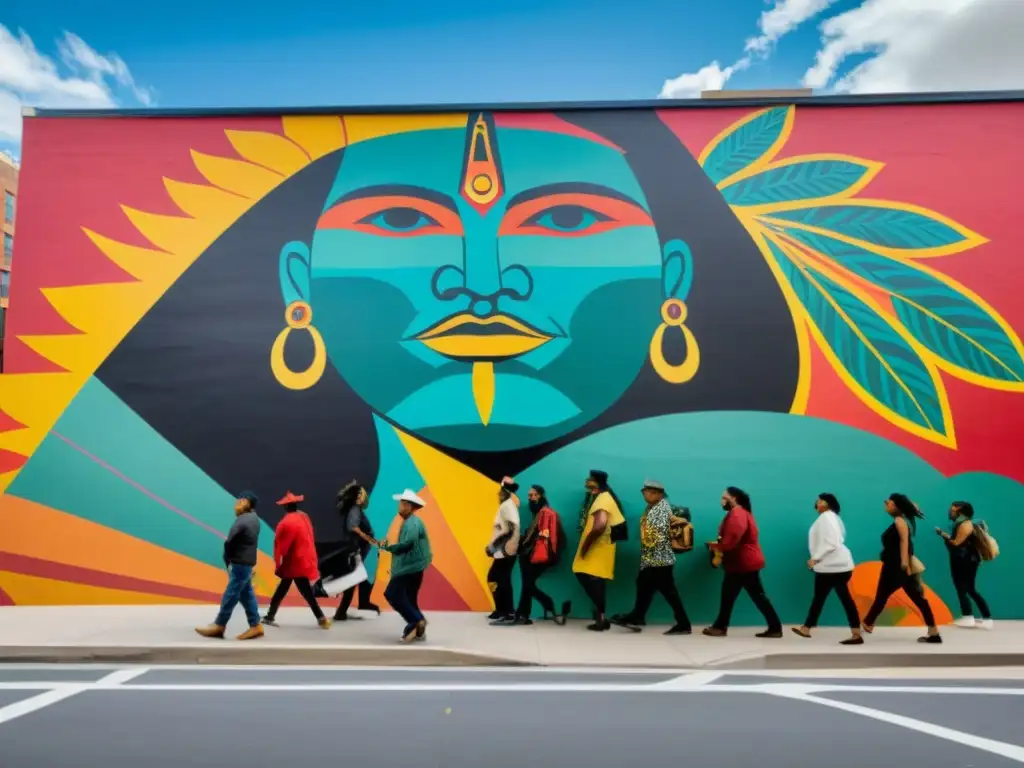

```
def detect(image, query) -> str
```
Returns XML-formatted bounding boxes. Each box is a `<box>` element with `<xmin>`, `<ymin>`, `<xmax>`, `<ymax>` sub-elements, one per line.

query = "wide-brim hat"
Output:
<box><xmin>392</xmin><ymin>489</ymin><xmax>426</xmax><ymax>507</ymax></box>
<box><xmin>276</xmin><ymin>491</ymin><xmax>305</xmax><ymax>506</ymax></box>
<box><xmin>642</xmin><ymin>479</ymin><xmax>665</xmax><ymax>491</ymax></box>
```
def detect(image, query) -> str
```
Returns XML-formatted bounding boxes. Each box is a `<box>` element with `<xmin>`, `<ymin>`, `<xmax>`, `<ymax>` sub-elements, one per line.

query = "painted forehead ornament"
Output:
<box><xmin>460</xmin><ymin>113</ymin><xmax>503</xmax><ymax>215</ymax></box>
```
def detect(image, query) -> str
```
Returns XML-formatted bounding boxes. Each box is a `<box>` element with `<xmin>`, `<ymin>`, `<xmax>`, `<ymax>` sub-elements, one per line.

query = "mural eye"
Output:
<box><xmin>526</xmin><ymin>205</ymin><xmax>611</xmax><ymax>233</ymax></box>
<box><xmin>361</xmin><ymin>207</ymin><xmax>439</xmax><ymax>232</ymax></box>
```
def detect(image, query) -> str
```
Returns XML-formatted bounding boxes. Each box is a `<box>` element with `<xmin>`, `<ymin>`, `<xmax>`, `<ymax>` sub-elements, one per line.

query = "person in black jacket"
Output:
<box><xmin>196</xmin><ymin>491</ymin><xmax>264</xmax><ymax>640</ymax></box>
<box><xmin>333</xmin><ymin>481</ymin><xmax>381</xmax><ymax>620</ymax></box>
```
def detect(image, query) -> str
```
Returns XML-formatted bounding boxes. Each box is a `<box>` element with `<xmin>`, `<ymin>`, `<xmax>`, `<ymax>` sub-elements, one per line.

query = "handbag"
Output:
<box><xmin>321</xmin><ymin>555</ymin><xmax>368</xmax><ymax>597</ymax></box>
<box><xmin>910</xmin><ymin>555</ymin><xmax>926</xmax><ymax>575</ymax></box>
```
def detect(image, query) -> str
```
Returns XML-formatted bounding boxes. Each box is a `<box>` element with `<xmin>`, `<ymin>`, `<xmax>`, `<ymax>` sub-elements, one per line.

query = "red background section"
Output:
<box><xmin>10</xmin><ymin>104</ymin><xmax>1024</xmax><ymax>485</ymax></box>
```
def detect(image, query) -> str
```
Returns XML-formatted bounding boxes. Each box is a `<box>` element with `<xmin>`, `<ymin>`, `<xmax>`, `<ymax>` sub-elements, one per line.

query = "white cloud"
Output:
<box><xmin>0</xmin><ymin>25</ymin><xmax>152</xmax><ymax>143</ymax></box>
<box><xmin>660</xmin><ymin>0</ymin><xmax>836</xmax><ymax>98</ymax></box>
<box><xmin>746</xmin><ymin>0</ymin><xmax>840</xmax><ymax>55</ymax></box>
<box><xmin>804</xmin><ymin>0</ymin><xmax>1024</xmax><ymax>93</ymax></box>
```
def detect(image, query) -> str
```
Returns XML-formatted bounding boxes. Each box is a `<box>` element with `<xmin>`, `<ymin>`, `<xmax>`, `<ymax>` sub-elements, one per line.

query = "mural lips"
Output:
<box><xmin>414</xmin><ymin>313</ymin><xmax>553</xmax><ymax>361</ymax></box>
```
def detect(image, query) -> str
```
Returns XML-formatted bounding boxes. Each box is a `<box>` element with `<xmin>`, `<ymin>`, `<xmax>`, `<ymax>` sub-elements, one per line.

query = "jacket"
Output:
<box><xmin>715</xmin><ymin>506</ymin><xmax>766</xmax><ymax>573</ymax></box>
<box><xmin>224</xmin><ymin>511</ymin><xmax>260</xmax><ymax>567</ymax></box>
<box><xmin>808</xmin><ymin>510</ymin><xmax>855</xmax><ymax>573</ymax></box>
<box><xmin>274</xmin><ymin>511</ymin><xmax>320</xmax><ymax>581</ymax></box>
<box><xmin>385</xmin><ymin>515</ymin><xmax>432</xmax><ymax>578</ymax></box>
<box><xmin>527</xmin><ymin>506</ymin><xmax>560</xmax><ymax>565</ymax></box>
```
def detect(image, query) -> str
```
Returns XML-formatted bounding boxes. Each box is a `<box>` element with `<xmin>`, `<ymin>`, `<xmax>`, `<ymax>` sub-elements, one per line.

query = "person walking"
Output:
<box><xmin>262</xmin><ymin>491</ymin><xmax>331</xmax><ymax>629</ymax></box>
<box><xmin>938</xmin><ymin>501</ymin><xmax>993</xmax><ymax>629</ymax></box>
<box><xmin>487</xmin><ymin>479</ymin><xmax>521</xmax><ymax>625</ymax></box>
<box><xmin>572</xmin><ymin>469</ymin><xmax>626</xmax><ymax>632</ymax></box>
<box><xmin>791</xmin><ymin>493</ymin><xmax>863</xmax><ymax>644</ymax></box>
<box><xmin>380</xmin><ymin>489</ymin><xmax>432</xmax><ymax>643</ymax></box>
<box><xmin>333</xmin><ymin>481</ymin><xmax>381</xmax><ymax>621</ymax></box>
<box><xmin>612</xmin><ymin>480</ymin><xmax>692</xmax><ymax>635</ymax></box>
<box><xmin>862</xmin><ymin>493</ymin><xmax>942</xmax><ymax>643</ymax></box>
<box><xmin>703</xmin><ymin>487</ymin><xmax>782</xmax><ymax>638</ymax></box>
<box><xmin>512</xmin><ymin>484</ymin><xmax>570</xmax><ymax>625</ymax></box>
<box><xmin>196</xmin><ymin>491</ymin><xmax>264</xmax><ymax>640</ymax></box>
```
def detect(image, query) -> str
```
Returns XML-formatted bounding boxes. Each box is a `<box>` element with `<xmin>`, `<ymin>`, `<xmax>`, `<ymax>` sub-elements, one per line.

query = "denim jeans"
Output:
<box><xmin>384</xmin><ymin>570</ymin><xmax>425</xmax><ymax>628</ymax></box>
<box><xmin>214</xmin><ymin>563</ymin><xmax>261</xmax><ymax>628</ymax></box>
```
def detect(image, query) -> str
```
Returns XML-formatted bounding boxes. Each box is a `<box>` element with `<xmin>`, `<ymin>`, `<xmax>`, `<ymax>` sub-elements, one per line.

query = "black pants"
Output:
<box><xmin>712</xmin><ymin>570</ymin><xmax>782</xmax><ymax>632</ymax></box>
<box><xmin>517</xmin><ymin>560</ymin><xmax>555</xmax><ymax>618</ymax></box>
<box><xmin>576</xmin><ymin>572</ymin><xmax>607</xmax><ymax>615</ymax></box>
<box><xmin>266</xmin><ymin>577</ymin><xmax>325</xmax><ymax>621</ymax></box>
<box><xmin>488</xmin><ymin>557</ymin><xmax>517</xmax><ymax>617</ymax></box>
<box><xmin>335</xmin><ymin>579</ymin><xmax>375</xmax><ymax>619</ymax></box>
<box><xmin>627</xmin><ymin>565</ymin><xmax>691</xmax><ymax>629</ymax></box>
<box><xmin>951</xmin><ymin>557</ymin><xmax>991</xmax><ymax>619</ymax></box>
<box><xmin>384</xmin><ymin>570</ymin><xmax>425</xmax><ymax>627</ymax></box>
<box><xmin>864</xmin><ymin>565</ymin><xmax>936</xmax><ymax>627</ymax></box>
<box><xmin>803</xmin><ymin>571</ymin><xmax>860</xmax><ymax>629</ymax></box>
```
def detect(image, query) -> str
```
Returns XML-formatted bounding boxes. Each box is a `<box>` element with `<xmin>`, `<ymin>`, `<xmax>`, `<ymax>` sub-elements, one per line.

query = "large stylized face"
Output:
<box><xmin>280</xmin><ymin>115</ymin><xmax>688</xmax><ymax>451</ymax></box>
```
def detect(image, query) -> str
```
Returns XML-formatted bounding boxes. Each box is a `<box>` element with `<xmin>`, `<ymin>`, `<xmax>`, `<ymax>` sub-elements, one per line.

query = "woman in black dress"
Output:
<box><xmin>333</xmin><ymin>481</ymin><xmax>381</xmax><ymax>620</ymax></box>
<box><xmin>862</xmin><ymin>493</ymin><xmax>942</xmax><ymax>643</ymax></box>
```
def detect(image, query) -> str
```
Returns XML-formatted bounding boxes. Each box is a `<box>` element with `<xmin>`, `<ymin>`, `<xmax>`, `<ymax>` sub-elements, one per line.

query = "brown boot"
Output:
<box><xmin>195</xmin><ymin>624</ymin><xmax>226</xmax><ymax>638</ymax></box>
<box><xmin>702</xmin><ymin>627</ymin><xmax>727</xmax><ymax>637</ymax></box>
<box><xmin>236</xmin><ymin>624</ymin><xmax>265</xmax><ymax>641</ymax></box>
<box><xmin>318</xmin><ymin>618</ymin><xmax>333</xmax><ymax>630</ymax></box>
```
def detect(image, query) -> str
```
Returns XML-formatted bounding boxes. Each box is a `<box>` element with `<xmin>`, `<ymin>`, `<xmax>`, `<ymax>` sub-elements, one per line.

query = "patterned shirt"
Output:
<box><xmin>639</xmin><ymin>498</ymin><xmax>675</xmax><ymax>569</ymax></box>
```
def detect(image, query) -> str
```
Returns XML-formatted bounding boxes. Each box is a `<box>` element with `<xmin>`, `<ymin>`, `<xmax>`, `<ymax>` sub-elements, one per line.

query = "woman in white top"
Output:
<box><xmin>487</xmin><ymin>479</ymin><xmax>521</xmax><ymax>624</ymax></box>
<box><xmin>792</xmin><ymin>493</ymin><xmax>863</xmax><ymax>645</ymax></box>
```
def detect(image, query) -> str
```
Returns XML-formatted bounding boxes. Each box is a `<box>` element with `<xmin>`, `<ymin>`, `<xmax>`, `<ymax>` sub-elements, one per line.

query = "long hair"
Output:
<box><xmin>952</xmin><ymin>500</ymin><xmax>975</xmax><ymax>519</ymax></box>
<box><xmin>889</xmin><ymin>492</ymin><xmax>923</xmax><ymax>533</ymax></box>
<box><xmin>818</xmin><ymin>492</ymin><xmax>841</xmax><ymax>514</ymax></box>
<box><xmin>337</xmin><ymin>480</ymin><xmax>364</xmax><ymax>511</ymax></box>
<box><xmin>727</xmin><ymin>486</ymin><xmax>752</xmax><ymax>512</ymax></box>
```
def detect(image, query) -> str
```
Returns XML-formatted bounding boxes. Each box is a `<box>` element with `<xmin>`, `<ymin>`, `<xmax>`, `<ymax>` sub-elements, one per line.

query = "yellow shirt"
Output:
<box><xmin>572</xmin><ymin>491</ymin><xmax>625</xmax><ymax>580</ymax></box>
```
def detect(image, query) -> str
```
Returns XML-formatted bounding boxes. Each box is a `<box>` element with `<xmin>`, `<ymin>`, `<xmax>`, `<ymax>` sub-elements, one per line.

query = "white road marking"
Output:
<box><xmin>651</xmin><ymin>672</ymin><xmax>724</xmax><ymax>689</ymax></box>
<box><xmin>769</xmin><ymin>686</ymin><xmax>1024</xmax><ymax>764</ymax></box>
<box><xmin>0</xmin><ymin>667</ymin><xmax>149</xmax><ymax>727</ymax></box>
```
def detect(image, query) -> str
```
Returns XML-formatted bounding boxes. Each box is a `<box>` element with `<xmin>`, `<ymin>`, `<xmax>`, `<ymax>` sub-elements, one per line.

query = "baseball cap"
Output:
<box><xmin>392</xmin><ymin>489</ymin><xmax>426</xmax><ymax>507</ymax></box>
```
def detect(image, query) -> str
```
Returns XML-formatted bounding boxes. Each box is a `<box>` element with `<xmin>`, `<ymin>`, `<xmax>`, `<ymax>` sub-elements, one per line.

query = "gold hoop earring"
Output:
<box><xmin>649</xmin><ymin>298</ymin><xmax>700</xmax><ymax>384</ymax></box>
<box><xmin>270</xmin><ymin>301</ymin><xmax>327</xmax><ymax>390</ymax></box>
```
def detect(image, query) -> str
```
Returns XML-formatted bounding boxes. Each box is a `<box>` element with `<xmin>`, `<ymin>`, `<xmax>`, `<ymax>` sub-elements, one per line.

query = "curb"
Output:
<box><xmin>711</xmin><ymin>652</ymin><xmax>1024</xmax><ymax>670</ymax></box>
<box><xmin>0</xmin><ymin>645</ymin><xmax>536</xmax><ymax>667</ymax></box>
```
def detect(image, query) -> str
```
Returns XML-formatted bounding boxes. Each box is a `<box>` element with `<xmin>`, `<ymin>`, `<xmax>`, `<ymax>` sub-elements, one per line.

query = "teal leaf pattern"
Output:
<box><xmin>765</xmin><ymin>204</ymin><xmax>969</xmax><ymax>250</ymax></box>
<box><xmin>721</xmin><ymin>159</ymin><xmax>872</xmax><ymax>207</ymax></box>
<box><xmin>782</xmin><ymin>230</ymin><xmax>1024</xmax><ymax>382</ymax></box>
<box><xmin>702</xmin><ymin>107</ymin><xmax>790</xmax><ymax>186</ymax></box>
<box><xmin>765</xmin><ymin>236</ymin><xmax>947</xmax><ymax>435</ymax></box>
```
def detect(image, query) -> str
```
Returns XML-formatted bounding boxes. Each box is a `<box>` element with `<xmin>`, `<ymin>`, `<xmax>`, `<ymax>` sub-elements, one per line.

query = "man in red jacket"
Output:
<box><xmin>262</xmin><ymin>491</ymin><xmax>331</xmax><ymax>629</ymax></box>
<box><xmin>702</xmin><ymin>486</ymin><xmax>782</xmax><ymax>638</ymax></box>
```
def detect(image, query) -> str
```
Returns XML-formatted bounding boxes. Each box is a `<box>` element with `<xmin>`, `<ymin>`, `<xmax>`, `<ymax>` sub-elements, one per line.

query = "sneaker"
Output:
<box><xmin>512</xmin><ymin>616</ymin><xmax>534</xmax><ymax>626</ymax></box>
<box><xmin>261</xmin><ymin>616</ymin><xmax>278</xmax><ymax>627</ymax></box>
<box><xmin>489</xmin><ymin>615</ymin><xmax>516</xmax><ymax>626</ymax></box>
<box><xmin>918</xmin><ymin>633</ymin><xmax>943</xmax><ymax>644</ymax></box>
<box><xmin>195</xmin><ymin>624</ymin><xmax>226</xmax><ymax>639</ymax></box>
<box><xmin>664</xmin><ymin>625</ymin><xmax>692</xmax><ymax>636</ymax></box>
<box><xmin>955</xmin><ymin>615</ymin><xmax>977</xmax><ymax>628</ymax></box>
<box><xmin>318</xmin><ymin>618</ymin><xmax>333</xmax><ymax>630</ymax></box>
<box><xmin>402</xmin><ymin>624</ymin><xmax>418</xmax><ymax>643</ymax></box>
<box><xmin>978</xmin><ymin>619</ymin><xmax>995</xmax><ymax>630</ymax></box>
<box><xmin>237</xmin><ymin>624</ymin><xmax>265</xmax><ymax>641</ymax></box>
<box><xmin>586</xmin><ymin>620</ymin><xmax>611</xmax><ymax>632</ymax></box>
<box><xmin>416</xmin><ymin>619</ymin><xmax>428</xmax><ymax>639</ymax></box>
<box><xmin>487</xmin><ymin>611</ymin><xmax>502</xmax><ymax>620</ymax></box>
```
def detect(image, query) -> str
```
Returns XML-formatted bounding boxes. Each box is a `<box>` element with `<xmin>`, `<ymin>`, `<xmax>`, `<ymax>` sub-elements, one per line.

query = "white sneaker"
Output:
<box><xmin>977</xmin><ymin>619</ymin><xmax>995</xmax><ymax>630</ymax></box>
<box><xmin>954</xmin><ymin>616</ymin><xmax>976</xmax><ymax>628</ymax></box>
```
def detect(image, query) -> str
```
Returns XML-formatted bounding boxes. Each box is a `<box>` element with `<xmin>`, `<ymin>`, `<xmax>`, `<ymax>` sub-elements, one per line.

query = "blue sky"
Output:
<box><xmin>0</xmin><ymin>0</ymin><xmax>1014</xmax><ymax>157</ymax></box>
<box><xmin>0</xmin><ymin>0</ymin><xmax>867</xmax><ymax>107</ymax></box>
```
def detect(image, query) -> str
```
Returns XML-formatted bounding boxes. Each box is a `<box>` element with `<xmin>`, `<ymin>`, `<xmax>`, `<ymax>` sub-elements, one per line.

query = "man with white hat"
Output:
<box><xmin>379</xmin><ymin>489</ymin><xmax>432</xmax><ymax>643</ymax></box>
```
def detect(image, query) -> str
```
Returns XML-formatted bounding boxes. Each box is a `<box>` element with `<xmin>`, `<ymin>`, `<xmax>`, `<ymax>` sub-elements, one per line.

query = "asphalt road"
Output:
<box><xmin>0</xmin><ymin>665</ymin><xmax>1022</xmax><ymax>767</ymax></box>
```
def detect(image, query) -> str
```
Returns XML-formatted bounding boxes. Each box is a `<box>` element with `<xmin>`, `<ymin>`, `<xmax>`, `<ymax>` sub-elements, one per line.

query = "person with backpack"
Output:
<box><xmin>511</xmin><ymin>484</ymin><xmax>571</xmax><ymax>626</ymax></box>
<box><xmin>611</xmin><ymin>479</ymin><xmax>692</xmax><ymax>635</ymax></box>
<box><xmin>703</xmin><ymin>486</ymin><xmax>783</xmax><ymax>638</ymax></box>
<box><xmin>937</xmin><ymin>501</ymin><xmax>994</xmax><ymax>629</ymax></box>
<box><xmin>572</xmin><ymin>469</ymin><xmax>626</xmax><ymax>632</ymax></box>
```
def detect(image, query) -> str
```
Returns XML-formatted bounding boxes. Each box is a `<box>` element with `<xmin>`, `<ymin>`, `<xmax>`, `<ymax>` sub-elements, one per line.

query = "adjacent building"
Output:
<box><xmin>0</xmin><ymin>152</ymin><xmax>16</xmax><ymax>370</ymax></box>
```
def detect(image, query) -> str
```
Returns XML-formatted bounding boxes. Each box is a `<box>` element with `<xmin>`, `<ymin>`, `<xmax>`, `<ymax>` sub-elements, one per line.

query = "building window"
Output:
<box><xmin>3</xmin><ymin>192</ymin><xmax>12</xmax><ymax>224</ymax></box>
<box><xmin>2</xmin><ymin>233</ymin><xmax>10</xmax><ymax>267</ymax></box>
<box><xmin>0</xmin><ymin>270</ymin><xmax>8</xmax><ymax>299</ymax></box>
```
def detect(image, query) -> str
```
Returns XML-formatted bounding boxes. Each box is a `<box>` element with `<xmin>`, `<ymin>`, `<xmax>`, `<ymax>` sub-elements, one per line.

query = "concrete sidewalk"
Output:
<box><xmin>0</xmin><ymin>606</ymin><xmax>1019</xmax><ymax>669</ymax></box>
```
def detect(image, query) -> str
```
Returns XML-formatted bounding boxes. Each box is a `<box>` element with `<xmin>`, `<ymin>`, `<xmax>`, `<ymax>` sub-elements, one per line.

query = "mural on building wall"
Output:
<box><xmin>1</xmin><ymin>101</ymin><xmax>1022</xmax><ymax>626</ymax></box>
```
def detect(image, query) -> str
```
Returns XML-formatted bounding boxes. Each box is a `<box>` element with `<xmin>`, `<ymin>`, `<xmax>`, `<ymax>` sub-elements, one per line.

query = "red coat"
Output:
<box><xmin>274</xmin><ymin>511</ymin><xmax>319</xmax><ymax>581</ymax></box>
<box><xmin>715</xmin><ymin>506</ymin><xmax>766</xmax><ymax>573</ymax></box>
